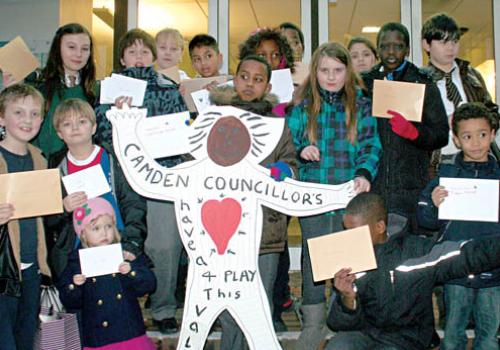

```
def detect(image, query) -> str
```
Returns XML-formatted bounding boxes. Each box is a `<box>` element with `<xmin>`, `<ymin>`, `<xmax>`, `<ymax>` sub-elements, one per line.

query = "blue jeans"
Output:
<box><xmin>0</xmin><ymin>265</ymin><xmax>41</xmax><ymax>350</ymax></box>
<box><xmin>300</xmin><ymin>214</ymin><xmax>344</xmax><ymax>305</ymax></box>
<box><xmin>325</xmin><ymin>331</ymin><xmax>402</xmax><ymax>350</ymax></box>
<box><xmin>219</xmin><ymin>253</ymin><xmax>279</xmax><ymax>350</ymax></box>
<box><xmin>442</xmin><ymin>284</ymin><xmax>500</xmax><ymax>350</ymax></box>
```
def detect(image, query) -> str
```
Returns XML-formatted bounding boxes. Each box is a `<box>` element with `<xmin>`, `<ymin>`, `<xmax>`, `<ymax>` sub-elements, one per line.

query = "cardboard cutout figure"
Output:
<box><xmin>107</xmin><ymin>106</ymin><xmax>356</xmax><ymax>350</ymax></box>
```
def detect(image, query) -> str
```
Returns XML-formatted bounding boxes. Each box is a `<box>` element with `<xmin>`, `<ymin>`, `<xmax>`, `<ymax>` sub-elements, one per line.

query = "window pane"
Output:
<box><xmin>93</xmin><ymin>0</ymin><xmax>114</xmax><ymax>79</ymax></box>
<box><xmin>328</xmin><ymin>0</ymin><xmax>400</xmax><ymax>47</ymax></box>
<box><xmin>138</xmin><ymin>0</ymin><xmax>209</xmax><ymax>78</ymax></box>
<box><xmin>422</xmin><ymin>0</ymin><xmax>496</xmax><ymax>101</ymax></box>
<box><xmin>229</xmin><ymin>0</ymin><xmax>300</xmax><ymax>75</ymax></box>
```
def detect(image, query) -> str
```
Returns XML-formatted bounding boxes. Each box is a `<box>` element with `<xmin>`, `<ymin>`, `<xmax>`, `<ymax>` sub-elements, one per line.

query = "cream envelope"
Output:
<box><xmin>158</xmin><ymin>65</ymin><xmax>181</xmax><ymax>83</ymax></box>
<box><xmin>0</xmin><ymin>169</ymin><xmax>63</xmax><ymax>219</ymax></box>
<box><xmin>308</xmin><ymin>225</ymin><xmax>377</xmax><ymax>282</ymax></box>
<box><xmin>181</xmin><ymin>76</ymin><xmax>228</xmax><ymax>112</ymax></box>
<box><xmin>0</xmin><ymin>36</ymin><xmax>39</xmax><ymax>81</ymax></box>
<box><xmin>372</xmin><ymin>79</ymin><xmax>426</xmax><ymax>122</ymax></box>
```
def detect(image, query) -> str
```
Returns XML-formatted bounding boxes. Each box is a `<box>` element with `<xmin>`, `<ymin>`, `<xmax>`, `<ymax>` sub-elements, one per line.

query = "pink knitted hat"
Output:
<box><xmin>73</xmin><ymin>197</ymin><xmax>115</xmax><ymax>236</ymax></box>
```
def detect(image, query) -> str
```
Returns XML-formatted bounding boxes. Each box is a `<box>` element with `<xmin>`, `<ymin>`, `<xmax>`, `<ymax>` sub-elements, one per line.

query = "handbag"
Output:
<box><xmin>34</xmin><ymin>286</ymin><xmax>81</xmax><ymax>350</ymax></box>
<box><xmin>0</xmin><ymin>224</ymin><xmax>21</xmax><ymax>297</ymax></box>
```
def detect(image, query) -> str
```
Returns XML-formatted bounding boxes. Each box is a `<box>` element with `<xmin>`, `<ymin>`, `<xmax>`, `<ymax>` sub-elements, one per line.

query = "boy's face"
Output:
<box><xmin>378</xmin><ymin>30</ymin><xmax>409</xmax><ymax>73</ymax></box>
<box><xmin>120</xmin><ymin>39</ymin><xmax>154</xmax><ymax>68</ymax></box>
<box><xmin>56</xmin><ymin>112</ymin><xmax>96</xmax><ymax>148</ymax></box>
<box><xmin>190</xmin><ymin>46</ymin><xmax>222</xmax><ymax>77</ymax></box>
<box><xmin>233</xmin><ymin>60</ymin><xmax>271</xmax><ymax>102</ymax></box>
<box><xmin>256</xmin><ymin>39</ymin><xmax>282</xmax><ymax>70</ymax></box>
<box><xmin>156</xmin><ymin>34</ymin><xmax>183</xmax><ymax>69</ymax></box>
<box><xmin>60</xmin><ymin>33</ymin><xmax>91</xmax><ymax>76</ymax></box>
<box><xmin>82</xmin><ymin>215</ymin><xmax>116</xmax><ymax>248</ymax></box>
<box><xmin>0</xmin><ymin>96</ymin><xmax>43</xmax><ymax>148</ymax></box>
<box><xmin>317</xmin><ymin>56</ymin><xmax>347</xmax><ymax>93</ymax></box>
<box><xmin>423</xmin><ymin>38</ymin><xmax>459</xmax><ymax>71</ymax></box>
<box><xmin>453</xmin><ymin>118</ymin><xmax>495</xmax><ymax>162</ymax></box>
<box><xmin>343</xmin><ymin>214</ymin><xmax>386</xmax><ymax>245</ymax></box>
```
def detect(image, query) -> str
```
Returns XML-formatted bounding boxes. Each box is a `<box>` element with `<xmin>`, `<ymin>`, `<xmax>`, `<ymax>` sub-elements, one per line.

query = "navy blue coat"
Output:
<box><xmin>417</xmin><ymin>152</ymin><xmax>500</xmax><ymax>288</ymax></box>
<box><xmin>57</xmin><ymin>250</ymin><xmax>156</xmax><ymax>348</ymax></box>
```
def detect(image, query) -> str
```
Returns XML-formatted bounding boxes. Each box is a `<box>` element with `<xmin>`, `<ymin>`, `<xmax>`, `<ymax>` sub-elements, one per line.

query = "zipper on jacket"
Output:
<box><xmin>389</xmin><ymin>270</ymin><xmax>395</xmax><ymax>293</ymax></box>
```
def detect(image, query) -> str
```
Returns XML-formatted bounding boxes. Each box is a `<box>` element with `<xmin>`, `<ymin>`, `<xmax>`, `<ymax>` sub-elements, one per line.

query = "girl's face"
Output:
<box><xmin>120</xmin><ymin>39</ymin><xmax>154</xmax><ymax>68</ymax></box>
<box><xmin>82</xmin><ymin>214</ymin><xmax>116</xmax><ymax>248</ymax></box>
<box><xmin>256</xmin><ymin>39</ymin><xmax>282</xmax><ymax>70</ymax></box>
<box><xmin>156</xmin><ymin>34</ymin><xmax>183</xmax><ymax>69</ymax></box>
<box><xmin>0</xmin><ymin>96</ymin><xmax>43</xmax><ymax>152</ymax></box>
<box><xmin>282</xmin><ymin>28</ymin><xmax>303</xmax><ymax>62</ymax></box>
<box><xmin>316</xmin><ymin>56</ymin><xmax>347</xmax><ymax>92</ymax></box>
<box><xmin>349</xmin><ymin>42</ymin><xmax>377</xmax><ymax>73</ymax></box>
<box><xmin>60</xmin><ymin>33</ymin><xmax>91</xmax><ymax>76</ymax></box>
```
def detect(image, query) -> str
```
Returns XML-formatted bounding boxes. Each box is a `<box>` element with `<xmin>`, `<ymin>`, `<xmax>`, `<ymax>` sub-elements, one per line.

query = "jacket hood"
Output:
<box><xmin>209</xmin><ymin>85</ymin><xmax>280</xmax><ymax>116</ymax></box>
<box><xmin>387</xmin><ymin>212</ymin><xmax>409</xmax><ymax>239</ymax></box>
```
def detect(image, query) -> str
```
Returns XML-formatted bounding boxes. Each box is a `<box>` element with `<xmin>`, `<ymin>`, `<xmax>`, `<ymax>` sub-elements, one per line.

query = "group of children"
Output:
<box><xmin>0</xmin><ymin>10</ymin><xmax>498</xmax><ymax>350</ymax></box>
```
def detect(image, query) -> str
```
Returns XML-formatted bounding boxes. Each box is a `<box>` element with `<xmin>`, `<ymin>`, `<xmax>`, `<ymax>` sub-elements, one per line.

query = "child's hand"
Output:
<box><xmin>334</xmin><ymin>268</ymin><xmax>357</xmax><ymax>299</ymax></box>
<box><xmin>300</xmin><ymin>145</ymin><xmax>320</xmax><ymax>161</ymax></box>
<box><xmin>354</xmin><ymin>176</ymin><xmax>370</xmax><ymax>193</ymax></box>
<box><xmin>432</xmin><ymin>186</ymin><xmax>448</xmax><ymax>207</ymax></box>
<box><xmin>0</xmin><ymin>203</ymin><xmax>14</xmax><ymax>225</ymax></box>
<box><xmin>2</xmin><ymin>71</ymin><xmax>17</xmax><ymax>88</ymax></box>
<box><xmin>178</xmin><ymin>82</ymin><xmax>187</xmax><ymax>96</ymax></box>
<box><xmin>63</xmin><ymin>191</ymin><xmax>88</xmax><ymax>213</ymax></box>
<box><xmin>114</xmin><ymin>96</ymin><xmax>133</xmax><ymax>109</ymax></box>
<box><xmin>203</xmin><ymin>80</ymin><xmax>219</xmax><ymax>91</ymax></box>
<box><xmin>123</xmin><ymin>250</ymin><xmax>136</xmax><ymax>261</ymax></box>
<box><xmin>73</xmin><ymin>274</ymin><xmax>86</xmax><ymax>285</ymax></box>
<box><xmin>119</xmin><ymin>261</ymin><xmax>131</xmax><ymax>275</ymax></box>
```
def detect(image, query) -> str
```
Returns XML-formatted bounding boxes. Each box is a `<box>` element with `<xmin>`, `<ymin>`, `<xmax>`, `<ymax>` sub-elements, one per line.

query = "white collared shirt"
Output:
<box><xmin>435</xmin><ymin>61</ymin><xmax>468</xmax><ymax>155</ymax></box>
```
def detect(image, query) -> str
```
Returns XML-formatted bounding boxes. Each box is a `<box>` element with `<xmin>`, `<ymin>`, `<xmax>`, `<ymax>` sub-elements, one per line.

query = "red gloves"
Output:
<box><xmin>388</xmin><ymin>110</ymin><xmax>419</xmax><ymax>141</ymax></box>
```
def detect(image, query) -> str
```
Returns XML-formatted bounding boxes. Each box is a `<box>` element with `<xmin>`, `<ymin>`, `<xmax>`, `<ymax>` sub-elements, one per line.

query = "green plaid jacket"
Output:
<box><xmin>286</xmin><ymin>89</ymin><xmax>381</xmax><ymax>186</ymax></box>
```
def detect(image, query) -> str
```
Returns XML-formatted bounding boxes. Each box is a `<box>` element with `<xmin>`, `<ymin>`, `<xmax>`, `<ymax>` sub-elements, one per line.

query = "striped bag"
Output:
<box><xmin>34</xmin><ymin>286</ymin><xmax>81</xmax><ymax>350</ymax></box>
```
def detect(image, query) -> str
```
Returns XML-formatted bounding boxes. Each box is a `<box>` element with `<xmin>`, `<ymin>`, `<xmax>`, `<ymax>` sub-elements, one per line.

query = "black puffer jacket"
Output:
<box><xmin>328</xmin><ymin>218</ymin><xmax>500</xmax><ymax>350</ymax></box>
<box><xmin>362</xmin><ymin>62</ymin><xmax>448</xmax><ymax>217</ymax></box>
<box><xmin>209</xmin><ymin>85</ymin><xmax>298</xmax><ymax>254</ymax></box>
<box><xmin>45</xmin><ymin>145</ymin><xmax>147</xmax><ymax>280</ymax></box>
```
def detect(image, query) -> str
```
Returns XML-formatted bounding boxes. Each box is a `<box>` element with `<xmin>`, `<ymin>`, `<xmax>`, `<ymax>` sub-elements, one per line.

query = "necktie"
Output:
<box><xmin>67</xmin><ymin>75</ymin><xmax>76</xmax><ymax>87</ymax></box>
<box><xmin>444</xmin><ymin>69</ymin><xmax>462</xmax><ymax>108</ymax></box>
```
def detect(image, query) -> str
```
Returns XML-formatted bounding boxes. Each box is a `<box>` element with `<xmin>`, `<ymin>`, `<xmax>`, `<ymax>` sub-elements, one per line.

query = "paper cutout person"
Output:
<box><xmin>107</xmin><ymin>106</ymin><xmax>356</xmax><ymax>350</ymax></box>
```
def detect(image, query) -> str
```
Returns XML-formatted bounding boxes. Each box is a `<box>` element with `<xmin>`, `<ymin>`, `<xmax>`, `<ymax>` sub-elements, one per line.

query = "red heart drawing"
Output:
<box><xmin>201</xmin><ymin>198</ymin><xmax>242</xmax><ymax>255</ymax></box>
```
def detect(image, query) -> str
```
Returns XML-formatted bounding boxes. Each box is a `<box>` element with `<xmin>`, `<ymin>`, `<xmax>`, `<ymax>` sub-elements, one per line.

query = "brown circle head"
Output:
<box><xmin>207</xmin><ymin>116</ymin><xmax>251</xmax><ymax>166</ymax></box>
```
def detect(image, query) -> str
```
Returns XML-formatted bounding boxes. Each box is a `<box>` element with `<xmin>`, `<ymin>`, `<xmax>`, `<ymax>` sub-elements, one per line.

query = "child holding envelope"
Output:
<box><xmin>417</xmin><ymin>102</ymin><xmax>500</xmax><ymax>349</ymax></box>
<box><xmin>94</xmin><ymin>28</ymin><xmax>188</xmax><ymax>335</ymax></box>
<box><xmin>0</xmin><ymin>84</ymin><xmax>52</xmax><ymax>350</ymax></box>
<box><xmin>326</xmin><ymin>192</ymin><xmax>500</xmax><ymax>350</ymax></box>
<box><xmin>362</xmin><ymin>22</ymin><xmax>448</xmax><ymax>231</ymax></box>
<box><xmin>57</xmin><ymin>197</ymin><xmax>156</xmax><ymax>350</ymax></box>
<box><xmin>45</xmin><ymin>99</ymin><xmax>146</xmax><ymax>280</ymax></box>
<box><xmin>287</xmin><ymin>42</ymin><xmax>381</xmax><ymax>350</ymax></box>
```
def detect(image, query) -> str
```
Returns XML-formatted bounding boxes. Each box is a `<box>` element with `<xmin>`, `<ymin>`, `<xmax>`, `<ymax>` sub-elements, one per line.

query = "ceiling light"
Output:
<box><xmin>362</xmin><ymin>26</ymin><xmax>380</xmax><ymax>33</ymax></box>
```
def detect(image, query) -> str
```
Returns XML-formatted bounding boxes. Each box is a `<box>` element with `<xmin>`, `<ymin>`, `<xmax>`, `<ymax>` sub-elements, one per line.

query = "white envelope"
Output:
<box><xmin>62</xmin><ymin>165</ymin><xmax>111</xmax><ymax>199</ymax></box>
<box><xmin>79</xmin><ymin>243</ymin><xmax>123</xmax><ymax>278</ymax></box>
<box><xmin>439</xmin><ymin>177</ymin><xmax>499</xmax><ymax>222</ymax></box>
<box><xmin>100</xmin><ymin>74</ymin><xmax>147</xmax><ymax>106</ymax></box>
<box><xmin>269</xmin><ymin>68</ymin><xmax>294</xmax><ymax>103</ymax></box>
<box><xmin>138</xmin><ymin>111</ymin><xmax>191</xmax><ymax>158</ymax></box>
<box><xmin>191</xmin><ymin>89</ymin><xmax>211</xmax><ymax>114</ymax></box>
